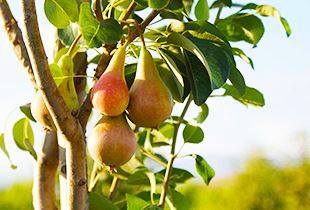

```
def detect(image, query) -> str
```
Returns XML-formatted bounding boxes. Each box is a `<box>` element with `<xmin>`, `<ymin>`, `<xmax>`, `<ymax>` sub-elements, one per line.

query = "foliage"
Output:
<box><xmin>182</xmin><ymin>157</ymin><xmax>310</xmax><ymax>210</ymax></box>
<box><xmin>0</xmin><ymin>182</ymin><xmax>33</xmax><ymax>210</ymax></box>
<box><xmin>0</xmin><ymin>0</ymin><xmax>291</xmax><ymax>208</ymax></box>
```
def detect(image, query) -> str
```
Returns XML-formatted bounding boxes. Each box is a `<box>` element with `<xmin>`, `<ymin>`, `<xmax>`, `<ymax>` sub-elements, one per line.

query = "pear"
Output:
<box><xmin>88</xmin><ymin>114</ymin><xmax>137</xmax><ymax>168</ymax></box>
<box><xmin>127</xmin><ymin>47</ymin><xmax>173</xmax><ymax>128</ymax></box>
<box><xmin>31</xmin><ymin>91</ymin><xmax>55</xmax><ymax>131</ymax></box>
<box><xmin>57</xmin><ymin>54</ymin><xmax>79</xmax><ymax>112</ymax></box>
<box><xmin>31</xmin><ymin>53</ymin><xmax>79</xmax><ymax>130</ymax></box>
<box><xmin>91</xmin><ymin>45</ymin><xmax>129</xmax><ymax>116</ymax></box>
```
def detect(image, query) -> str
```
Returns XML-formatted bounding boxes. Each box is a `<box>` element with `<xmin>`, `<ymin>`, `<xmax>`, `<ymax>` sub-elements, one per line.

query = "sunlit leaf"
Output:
<box><xmin>89</xmin><ymin>192</ymin><xmax>117</xmax><ymax>210</ymax></box>
<box><xmin>166</xmin><ymin>33</ymin><xmax>212</xmax><ymax>80</ymax></box>
<box><xmin>49</xmin><ymin>64</ymin><xmax>64</xmax><ymax>86</ymax></box>
<box><xmin>232</xmin><ymin>48</ymin><xmax>254</xmax><ymax>69</ymax></box>
<box><xmin>193</xmin><ymin>154</ymin><xmax>215</xmax><ymax>185</ymax></box>
<box><xmin>223</xmin><ymin>84</ymin><xmax>265</xmax><ymax>107</ymax></box>
<box><xmin>156</xmin><ymin>168</ymin><xmax>194</xmax><ymax>183</ymax></box>
<box><xmin>229</xmin><ymin>66</ymin><xmax>246</xmax><ymax>96</ymax></box>
<box><xmin>217</xmin><ymin>13</ymin><xmax>265</xmax><ymax>46</ymax></box>
<box><xmin>195</xmin><ymin>0</ymin><xmax>209</xmax><ymax>21</ymax></box>
<box><xmin>44</xmin><ymin>0</ymin><xmax>79</xmax><ymax>29</ymax></box>
<box><xmin>79</xmin><ymin>3</ymin><xmax>123</xmax><ymax>48</ymax></box>
<box><xmin>280</xmin><ymin>17</ymin><xmax>291</xmax><ymax>37</ymax></box>
<box><xmin>256</xmin><ymin>5</ymin><xmax>291</xmax><ymax>37</ymax></box>
<box><xmin>148</xmin><ymin>0</ymin><xmax>169</xmax><ymax>10</ymax></box>
<box><xmin>195</xmin><ymin>103</ymin><xmax>209</xmax><ymax>123</ymax></box>
<box><xmin>127</xmin><ymin>194</ymin><xmax>149</xmax><ymax>210</ymax></box>
<box><xmin>0</xmin><ymin>133</ymin><xmax>17</xmax><ymax>169</ymax></box>
<box><xmin>167</xmin><ymin>189</ymin><xmax>189</xmax><ymax>210</ymax></box>
<box><xmin>20</xmin><ymin>103</ymin><xmax>36</xmax><ymax>122</ymax></box>
<box><xmin>12</xmin><ymin>118</ymin><xmax>36</xmax><ymax>159</ymax></box>
<box><xmin>183</xmin><ymin>124</ymin><xmax>204</xmax><ymax>144</ymax></box>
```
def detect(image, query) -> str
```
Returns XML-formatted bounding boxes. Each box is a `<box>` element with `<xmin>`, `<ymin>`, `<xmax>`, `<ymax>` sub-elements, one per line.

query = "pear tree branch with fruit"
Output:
<box><xmin>0</xmin><ymin>0</ymin><xmax>291</xmax><ymax>209</ymax></box>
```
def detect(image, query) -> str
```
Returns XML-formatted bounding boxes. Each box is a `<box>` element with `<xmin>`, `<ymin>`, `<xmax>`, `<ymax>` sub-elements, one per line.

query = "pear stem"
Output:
<box><xmin>88</xmin><ymin>162</ymin><xmax>99</xmax><ymax>191</ymax></box>
<box><xmin>67</xmin><ymin>34</ymin><xmax>82</xmax><ymax>57</ymax></box>
<box><xmin>108</xmin><ymin>176</ymin><xmax>120</xmax><ymax>200</ymax></box>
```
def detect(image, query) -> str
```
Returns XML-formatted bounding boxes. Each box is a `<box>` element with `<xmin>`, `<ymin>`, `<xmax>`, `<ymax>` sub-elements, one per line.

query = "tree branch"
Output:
<box><xmin>21</xmin><ymin>1</ymin><xmax>87</xmax><ymax>209</ymax></box>
<box><xmin>0</xmin><ymin>0</ymin><xmax>36</xmax><ymax>88</ymax></box>
<box><xmin>159</xmin><ymin>95</ymin><xmax>192</xmax><ymax>207</ymax></box>
<box><xmin>33</xmin><ymin>131</ymin><xmax>59</xmax><ymax>210</ymax></box>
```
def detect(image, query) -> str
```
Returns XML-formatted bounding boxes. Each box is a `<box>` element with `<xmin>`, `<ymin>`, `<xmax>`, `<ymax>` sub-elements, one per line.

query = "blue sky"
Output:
<box><xmin>0</xmin><ymin>0</ymin><xmax>309</xmax><ymax>188</ymax></box>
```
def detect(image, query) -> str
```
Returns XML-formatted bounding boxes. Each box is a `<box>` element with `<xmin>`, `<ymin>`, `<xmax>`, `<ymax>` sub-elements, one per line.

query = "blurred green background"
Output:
<box><xmin>1</xmin><ymin>153</ymin><xmax>309</xmax><ymax>210</ymax></box>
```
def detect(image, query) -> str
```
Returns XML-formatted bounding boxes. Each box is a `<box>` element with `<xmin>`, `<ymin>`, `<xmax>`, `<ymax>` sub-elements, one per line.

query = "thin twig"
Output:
<box><xmin>214</xmin><ymin>4</ymin><xmax>224</xmax><ymax>24</ymax></box>
<box><xmin>140</xmin><ymin>149</ymin><xmax>167</xmax><ymax>167</ymax></box>
<box><xmin>0</xmin><ymin>0</ymin><xmax>36</xmax><ymax>88</ymax></box>
<box><xmin>159</xmin><ymin>95</ymin><xmax>192</xmax><ymax>207</ymax></box>
<box><xmin>120</xmin><ymin>1</ymin><xmax>137</xmax><ymax>22</ymax></box>
<box><xmin>94</xmin><ymin>0</ymin><xmax>103</xmax><ymax>21</ymax></box>
<box><xmin>108</xmin><ymin>177</ymin><xmax>120</xmax><ymax>200</ymax></box>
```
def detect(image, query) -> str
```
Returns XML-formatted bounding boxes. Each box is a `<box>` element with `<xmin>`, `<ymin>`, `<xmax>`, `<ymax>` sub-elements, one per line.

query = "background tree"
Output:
<box><xmin>0</xmin><ymin>0</ymin><xmax>290</xmax><ymax>209</ymax></box>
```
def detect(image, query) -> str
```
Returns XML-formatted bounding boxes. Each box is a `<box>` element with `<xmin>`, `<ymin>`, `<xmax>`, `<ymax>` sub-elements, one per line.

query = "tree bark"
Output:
<box><xmin>33</xmin><ymin>131</ymin><xmax>59</xmax><ymax>210</ymax></box>
<box><xmin>21</xmin><ymin>1</ymin><xmax>88</xmax><ymax>209</ymax></box>
<box><xmin>0</xmin><ymin>0</ymin><xmax>36</xmax><ymax>88</ymax></box>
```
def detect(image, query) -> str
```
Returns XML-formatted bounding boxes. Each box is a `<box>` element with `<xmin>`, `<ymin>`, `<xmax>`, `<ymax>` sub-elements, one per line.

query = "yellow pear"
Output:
<box><xmin>127</xmin><ymin>47</ymin><xmax>173</xmax><ymax>128</ymax></box>
<box><xmin>88</xmin><ymin>114</ymin><xmax>137</xmax><ymax>168</ymax></box>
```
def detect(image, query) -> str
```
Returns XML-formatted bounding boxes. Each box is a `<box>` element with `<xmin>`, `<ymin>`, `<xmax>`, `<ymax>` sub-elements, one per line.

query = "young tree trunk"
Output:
<box><xmin>33</xmin><ymin>131</ymin><xmax>59</xmax><ymax>210</ymax></box>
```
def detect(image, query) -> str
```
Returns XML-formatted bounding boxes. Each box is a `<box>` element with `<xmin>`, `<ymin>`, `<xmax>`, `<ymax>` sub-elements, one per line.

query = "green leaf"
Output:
<box><xmin>167</xmin><ymin>189</ymin><xmax>189</xmax><ymax>210</ymax></box>
<box><xmin>232</xmin><ymin>47</ymin><xmax>254</xmax><ymax>69</ymax></box>
<box><xmin>79</xmin><ymin>3</ymin><xmax>123</xmax><ymax>48</ymax></box>
<box><xmin>280</xmin><ymin>17</ymin><xmax>292</xmax><ymax>37</ymax></box>
<box><xmin>256</xmin><ymin>5</ymin><xmax>291</xmax><ymax>37</ymax></box>
<box><xmin>127</xmin><ymin>170</ymin><xmax>150</xmax><ymax>185</ymax></box>
<box><xmin>20</xmin><ymin>103</ymin><xmax>36</xmax><ymax>122</ymax></box>
<box><xmin>126</xmin><ymin>194</ymin><xmax>149</xmax><ymax>210</ymax></box>
<box><xmin>229</xmin><ymin>66</ymin><xmax>246</xmax><ymax>96</ymax></box>
<box><xmin>156</xmin><ymin>56</ymin><xmax>184</xmax><ymax>102</ymax></box>
<box><xmin>195</xmin><ymin>103</ymin><xmax>209</xmax><ymax>123</ymax></box>
<box><xmin>49</xmin><ymin>63</ymin><xmax>64</xmax><ymax>86</ymax></box>
<box><xmin>183</xmin><ymin>124</ymin><xmax>204</xmax><ymax>144</ymax></box>
<box><xmin>166</xmin><ymin>33</ymin><xmax>212</xmax><ymax>80</ymax></box>
<box><xmin>189</xmin><ymin>37</ymin><xmax>231</xmax><ymax>89</ymax></box>
<box><xmin>183</xmin><ymin>50</ymin><xmax>212</xmax><ymax>105</ymax></box>
<box><xmin>148</xmin><ymin>0</ymin><xmax>169</xmax><ymax>10</ymax></box>
<box><xmin>12</xmin><ymin>118</ymin><xmax>36</xmax><ymax>159</ymax></box>
<box><xmin>156</xmin><ymin>168</ymin><xmax>194</xmax><ymax>183</ymax></box>
<box><xmin>44</xmin><ymin>0</ymin><xmax>79</xmax><ymax>29</ymax></box>
<box><xmin>143</xmin><ymin>205</ymin><xmax>163</xmax><ymax>210</ymax></box>
<box><xmin>223</xmin><ymin>84</ymin><xmax>265</xmax><ymax>107</ymax></box>
<box><xmin>185</xmin><ymin>21</ymin><xmax>231</xmax><ymax>46</ymax></box>
<box><xmin>217</xmin><ymin>13</ymin><xmax>265</xmax><ymax>45</ymax></box>
<box><xmin>151</xmin><ymin>122</ymin><xmax>174</xmax><ymax>144</ymax></box>
<box><xmin>160</xmin><ymin>48</ymin><xmax>191</xmax><ymax>100</ymax></box>
<box><xmin>195</xmin><ymin>0</ymin><xmax>209</xmax><ymax>20</ymax></box>
<box><xmin>183</xmin><ymin>0</ymin><xmax>193</xmax><ymax>15</ymax></box>
<box><xmin>53</xmin><ymin>47</ymin><xmax>69</xmax><ymax>63</ymax></box>
<box><xmin>193</xmin><ymin>154</ymin><xmax>215</xmax><ymax>185</ymax></box>
<box><xmin>239</xmin><ymin>3</ymin><xmax>258</xmax><ymax>11</ymax></box>
<box><xmin>256</xmin><ymin>5</ymin><xmax>280</xmax><ymax>19</ymax></box>
<box><xmin>89</xmin><ymin>192</ymin><xmax>117</xmax><ymax>210</ymax></box>
<box><xmin>0</xmin><ymin>133</ymin><xmax>17</xmax><ymax>169</ymax></box>
<box><xmin>58</xmin><ymin>24</ymin><xmax>81</xmax><ymax>46</ymax></box>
